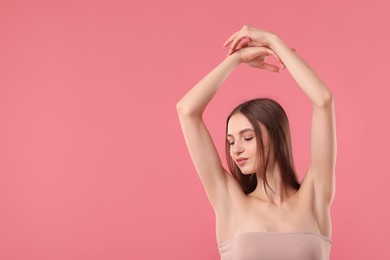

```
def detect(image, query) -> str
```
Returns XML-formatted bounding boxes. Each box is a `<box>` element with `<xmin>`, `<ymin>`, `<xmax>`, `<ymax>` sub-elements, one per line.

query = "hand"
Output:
<box><xmin>223</xmin><ymin>25</ymin><xmax>276</xmax><ymax>55</ymax></box>
<box><xmin>234</xmin><ymin>45</ymin><xmax>284</xmax><ymax>72</ymax></box>
<box><xmin>223</xmin><ymin>25</ymin><xmax>296</xmax><ymax>68</ymax></box>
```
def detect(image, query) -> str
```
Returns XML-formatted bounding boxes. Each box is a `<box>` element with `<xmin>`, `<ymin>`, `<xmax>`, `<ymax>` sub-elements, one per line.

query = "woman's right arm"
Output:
<box><xmin>176</xmin><ymin>52</ymin><xmax>241</xmax><ymax>213</ymax></box>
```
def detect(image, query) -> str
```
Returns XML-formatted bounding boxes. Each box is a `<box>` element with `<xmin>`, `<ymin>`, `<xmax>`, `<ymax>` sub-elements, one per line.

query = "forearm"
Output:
<box><xmin>176</xmin><ymin>52</ymin><xmax>241</xmax><ymax>116</ymax></box>
<box><xmin>269</xmin><ymin>34</ymin><xmax>333</xmax><ymax>107</ymax></box>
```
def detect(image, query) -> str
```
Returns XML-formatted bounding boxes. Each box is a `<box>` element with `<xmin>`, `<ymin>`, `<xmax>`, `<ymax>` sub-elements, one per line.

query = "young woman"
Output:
<box><xmin>176</xmin><ymin>25</ymin><xmax>336</xmax><ymax>260</ymax></box>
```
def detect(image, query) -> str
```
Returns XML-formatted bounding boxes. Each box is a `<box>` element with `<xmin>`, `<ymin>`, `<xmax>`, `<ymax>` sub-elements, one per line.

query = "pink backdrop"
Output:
<box><xmin>0</xmin><ymin>0</ymin><xmax>389</xmax><ymax>259</ymax></box>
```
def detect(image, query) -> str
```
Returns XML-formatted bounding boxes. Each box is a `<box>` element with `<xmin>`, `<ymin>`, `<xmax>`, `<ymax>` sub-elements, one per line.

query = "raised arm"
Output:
<box><xmin>268</xmin><ymin>34</ymin><xmax>337</xmax><ymax>205</ymax></box>
<box><xmin>177</xmin><ymin>28</ymin><xmax>293</xmax><ymax>214</ymax></box>
<box><xmin>225</xmin><ymin>26</ymin><xmax>336</xmax><ymax>204</ymax></box>
<box><xmin>176</xmin><ymin>52</ymin><xmax>241</xmax><ymax>116</ymax></box>
<box><xmin>176</xmin><ymin>53</ymin><xmax>242</xmax><ymax>213</ymax></box>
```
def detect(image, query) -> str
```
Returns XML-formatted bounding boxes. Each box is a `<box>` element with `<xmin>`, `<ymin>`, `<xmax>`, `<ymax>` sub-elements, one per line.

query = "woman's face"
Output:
<box><xmin>227</xmin><ymin>113</ymin><xmax>269</xmax><ymax>174</ymax></box>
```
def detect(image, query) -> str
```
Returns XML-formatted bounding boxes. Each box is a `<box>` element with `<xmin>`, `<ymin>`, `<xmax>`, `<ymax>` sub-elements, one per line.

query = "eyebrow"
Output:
<box><xmin>226</xmin><ymin>128</ymin><xmax>254</xmax><ymax>138</ymax></box>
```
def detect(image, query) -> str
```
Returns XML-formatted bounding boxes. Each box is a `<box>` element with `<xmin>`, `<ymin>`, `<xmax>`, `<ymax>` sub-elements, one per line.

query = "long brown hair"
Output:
<box><xmin>225</xmin><ymin>97</ymin><xmax>301</xmax><ymax>201</ymax></box>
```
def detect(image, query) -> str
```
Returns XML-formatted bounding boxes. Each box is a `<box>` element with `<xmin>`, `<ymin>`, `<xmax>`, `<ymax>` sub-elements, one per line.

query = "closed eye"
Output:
<box><xmin>229</xmin><ymin>137</ymin><xmax>254</xmax><ymax>146</ymax></box>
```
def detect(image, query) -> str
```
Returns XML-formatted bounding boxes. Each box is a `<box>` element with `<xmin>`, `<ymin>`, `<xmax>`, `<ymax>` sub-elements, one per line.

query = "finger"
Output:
<box><xmin>223</xmin><ymin>25</ymin><xmax>252</xmax><ymax>47</ymax></box>
<box><xmin>274</xmin><ymin>55</ymin><xmax>285</xmax><ymax>69</ymax></box>
<box><xmin>259</xmin><ymin>62</ymin><xmax>281</xmax><ymax>73</ymax></box>
<box><xmin>261</xmin><ymin>47</ymin><xmax>277</xmax><ymax>57</ymax></box>
<box><xmin>262</xmin><ymin>47</ymin><xmax>285</xmax><ymax>69</ymax></box>
<box><xmin>229</xmin><ymin>31</ymin><xmax>250</xmax><ymax>54</ymax></box>
<box><xmin>223</xmin><ymin>31</ymin><xmax>240</xmax><ymax>47</ymax></box>
<box><xmin>248</xmin><ymin>59</ymin><xmax>265</xmax><ymax>68</ymax></box>
<box><xmin>266</xmin><ymin>48</ymin><xmax>282</xmax><ymax>63</ymax></box>
<box><xmin>236</xmin><ymin>41</ymin><xmax>249</xmax><ymax>50</ymax></box>
<box><xmin>265</xmin><ymin>57</ymin><xmax>284</xmax><ymax>71</ymax></box>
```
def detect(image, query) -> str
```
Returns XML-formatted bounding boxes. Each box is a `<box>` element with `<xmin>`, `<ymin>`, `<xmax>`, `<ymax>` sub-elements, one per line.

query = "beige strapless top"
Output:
<box><xmin>218</xmin><ymin>231</ymin><xmax>331</xmax><ymax>260</ymax></box>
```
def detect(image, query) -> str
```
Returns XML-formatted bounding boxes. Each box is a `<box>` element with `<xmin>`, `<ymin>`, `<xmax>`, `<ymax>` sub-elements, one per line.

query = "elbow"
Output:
<box><xmin>317</xmin><ymin>92</ymin><xmax>334</xmax><ymax>108</ymax></box>
<box><xmin>176</xmin><ymin>101</ymin><xmax>192</xmax><ymax>115</ymax></box>
<box><xmin>324</xmin><ymin>92</ymin><xmax>334</xmax><ymax>107</ymax></box>
<box><xmin>176</xmin><ymin>101</ymin><xmax>183</xmax><ymax>112</ymax></box>
<box><xmin>176</xmin><ymin>101</ymin><xmax>203</xmax><ymax>117</ymax></box>
<box><xmin>176</xmin><ymin>101</ymin><xmax>190</xmax><ymax>113</ymax></box>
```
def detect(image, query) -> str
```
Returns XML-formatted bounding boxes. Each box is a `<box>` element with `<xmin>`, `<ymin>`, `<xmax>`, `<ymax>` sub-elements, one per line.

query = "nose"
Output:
<box><xmin>232</xmin><ymin>140</ymin><xmax>244</xmax><ymax>154</ymax></box>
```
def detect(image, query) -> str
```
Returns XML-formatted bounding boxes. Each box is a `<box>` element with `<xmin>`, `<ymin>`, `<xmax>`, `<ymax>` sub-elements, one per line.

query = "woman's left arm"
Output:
<box><xmin>269</xmin><ymin>35</ymin><xmax>337</xmax><ymax>205</ymax></box>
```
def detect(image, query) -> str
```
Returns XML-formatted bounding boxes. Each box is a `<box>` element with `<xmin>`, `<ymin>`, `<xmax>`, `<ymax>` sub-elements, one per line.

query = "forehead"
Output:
<box><xmin>227</xmin><ymin>113</ymin><xmax>253</xmax><ymax>136</ymax></box>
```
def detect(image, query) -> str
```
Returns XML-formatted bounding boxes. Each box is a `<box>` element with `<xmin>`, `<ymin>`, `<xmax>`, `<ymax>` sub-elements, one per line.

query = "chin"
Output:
<box><xmin>239</xmin><ymin>167</ymin><xmax>255</xmax><ymax>175</ymax></box>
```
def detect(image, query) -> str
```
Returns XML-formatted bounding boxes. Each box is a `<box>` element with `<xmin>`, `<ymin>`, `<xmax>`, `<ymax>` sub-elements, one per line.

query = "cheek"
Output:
<box><xmin>250</xmin><ymin>141</ymin><xmax>258</xmax><ymax>153</ymax></box>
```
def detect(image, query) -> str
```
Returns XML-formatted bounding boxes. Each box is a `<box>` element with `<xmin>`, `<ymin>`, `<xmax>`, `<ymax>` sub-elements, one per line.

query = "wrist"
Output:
<box><xmin>226</xmin><ymin>51</ymin><xmax>242</xmax><ymax>65</ymax></box>
<box><xmin>267</xmin><ymin>33</ymin><xmax>283</xmax><ymax>49</ymax></box>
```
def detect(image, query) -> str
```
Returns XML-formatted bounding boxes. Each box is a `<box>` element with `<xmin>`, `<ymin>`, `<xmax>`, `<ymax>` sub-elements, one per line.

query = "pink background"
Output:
<box><xmin>0</xmin><ymin>0</ymin><xmax>389</xmax><ymax>259</ymax></box>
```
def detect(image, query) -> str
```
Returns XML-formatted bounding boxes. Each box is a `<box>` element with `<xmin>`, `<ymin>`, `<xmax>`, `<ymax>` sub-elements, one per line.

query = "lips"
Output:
<box><xmin>236</xmin><ymin>158</ymin><xmax>248</xmax><ymax>165</ymax></box>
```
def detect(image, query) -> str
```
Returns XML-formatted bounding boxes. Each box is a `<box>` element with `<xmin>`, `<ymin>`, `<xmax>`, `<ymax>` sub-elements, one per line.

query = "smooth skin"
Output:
<box><xmin>176</xmin><ymin>25</ymin><xmax>336</xmax><ymax>245</ymax></box>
